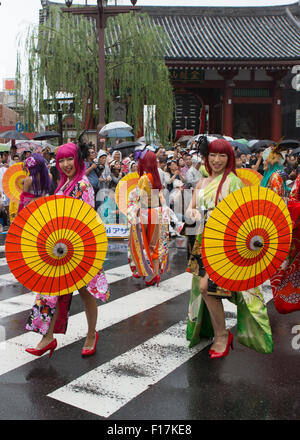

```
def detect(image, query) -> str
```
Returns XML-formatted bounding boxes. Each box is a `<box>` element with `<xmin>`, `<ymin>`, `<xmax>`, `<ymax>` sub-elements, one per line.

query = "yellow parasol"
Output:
<box><xmin>2</xmin><ymin>163</ymin><xmax>28</xmax><ymax>202</ymax></box>
<box><xmin>5</xmin><ymin>195</ymin><xmax>108</xmax><ymax>296</ymax></box>
<box><xmin>115</xmin><ymin>172</ymin><xmax>139</xmax><ymax>215</ymax></box>
<box><xmin>236</xmin><ymin>168</ymin><xmax>262</xmax><ymax>187</ymax></box>
<box><xmin>201</xmin><ymin>186</ymin><xmax>292</xmax><ymax>291</ymax></box>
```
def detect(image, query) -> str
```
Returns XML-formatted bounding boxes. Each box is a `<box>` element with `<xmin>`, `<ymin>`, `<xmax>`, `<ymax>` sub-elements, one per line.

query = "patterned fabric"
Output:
<box><xmin>187</xmin><ymin>172</ymin><xmax>244</xmax><ymax>281</ymax></box>
<box><xmin>26</xmin><ymin>176</ymin><xmax>110</xmax><ymax>335</ymax></box>
<box><xmin>186</xmin><ymin>172</ymin><xmax>274</xmax><ymax>353</ymax></box>
<box><xmin>267</xmin><ymin>171</ymin><xmax>287</xmax><ymax>199</ymax></box>
<box><xmin>187</xmin><ymin>277</ymin><xmax>273</xmax><ymax>353</ymax></box>
<box><xmin>128</xmin><ymin>173</ymin><xmax>169</xmax><ymax>277</ymax></box>
<box><xmin>271</xmin><ymin>174</ymin><xmax>300</xmax><ymax>314</ymax></box>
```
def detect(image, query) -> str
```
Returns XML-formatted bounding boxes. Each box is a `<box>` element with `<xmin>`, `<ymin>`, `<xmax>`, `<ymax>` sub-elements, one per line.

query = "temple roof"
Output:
<box><xmin>41</xmin><ymin>2</ymin><xmax>300</xmax><ymax>65</ymax></box>
<box><xmin>144</xmin><ymin>5</ymin><xmax>300</xmax><ymax>63</ymax></box>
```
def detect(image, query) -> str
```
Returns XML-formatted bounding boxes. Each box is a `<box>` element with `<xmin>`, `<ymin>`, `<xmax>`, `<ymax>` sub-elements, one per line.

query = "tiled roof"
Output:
<box><xmin>143</xmin><ymin>6</ymin><xmax>300</xmax><ymax>62</ymax></box>
<box><xmin>42</xmin><ymin>2</ymin><xmax>300</xmax><ymax>63</ymax></box>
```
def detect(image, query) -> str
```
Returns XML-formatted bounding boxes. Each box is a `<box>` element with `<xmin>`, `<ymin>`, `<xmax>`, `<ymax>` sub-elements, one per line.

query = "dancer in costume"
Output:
<box><xmin>186</xmin><ymin>138</ymin><xmax>273</xmax><ymax>358</ymax></box>
<box><xmin>271</xmin><ymin>172</ymin><xmax>300</xmax><ymax>313</ymax></box>
<box><xmin>18</xmin><ymin>153</ymin><xmax>52</xmax><ymax>212</ymax></box>
<box><xmin>128</xmin><ymin>148</ymin><xmax>169</xmax><ymax>286</ymax></box>
<box><xmin>25</xmin><ymin>143</ymin><xmax>110</xmax><ymax>358</ymax></box>
<box><xmin>260</xmin><ymin>144</ymin><xmax>289</xmax><ymax>200</ymax></box>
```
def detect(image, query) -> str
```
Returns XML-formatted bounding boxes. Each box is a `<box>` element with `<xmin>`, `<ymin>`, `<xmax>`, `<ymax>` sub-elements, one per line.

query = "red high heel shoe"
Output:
<box><xmin>25</xmin><ymin>339</ymin><xmax>57</xmax><ymax>359</ymax></box>
<box><xmin>145</xmin><ymin>275</ymin><xmax>160</xmax><ymax>287</ymax></box>
<box><xmin>81</xmin><ymin>332</ymin><xmax>99</xmax><ymax>357</ymax></box>
<box><xmin>210</xmin><ymin>331</ymin><xmax>234</xmax><ymax>359</ymax></box>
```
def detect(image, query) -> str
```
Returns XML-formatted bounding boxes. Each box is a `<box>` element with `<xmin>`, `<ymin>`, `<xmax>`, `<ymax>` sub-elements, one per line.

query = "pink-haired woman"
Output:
<box><xmin>25</xmin><ymin>143</ymin><xmax>110</xmax><ymax>358</ymax></box>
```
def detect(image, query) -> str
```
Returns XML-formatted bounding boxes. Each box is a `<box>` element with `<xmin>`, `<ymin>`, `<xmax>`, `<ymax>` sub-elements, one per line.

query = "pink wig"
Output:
<box><xmin>55</xmin><ymin>143</ymin><xmax>85</xmax><ymax>196</ymax></box>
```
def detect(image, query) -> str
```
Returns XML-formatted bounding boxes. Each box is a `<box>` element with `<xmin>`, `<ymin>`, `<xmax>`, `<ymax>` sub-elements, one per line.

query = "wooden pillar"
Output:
<box><xmin>267</xmin><ymin>70</ymin><xmax>287</xmax><ymax>142</ymax></box>
<box><xmin>271</xmin><ymin>85</ymin><xmax>282</xmax><ymax>142</ymax></box>
<box><xmin>222</xmin><ymin>84</ymin><xmax>233</xmax><ymax>137</ymax></box>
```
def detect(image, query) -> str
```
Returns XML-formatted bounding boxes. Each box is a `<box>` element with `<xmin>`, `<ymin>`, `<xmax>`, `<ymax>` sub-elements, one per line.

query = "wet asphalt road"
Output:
<box><xmin>0</xmin><ymin>233</ymin><xmax>299</xmax><ymax>422</ymax></box>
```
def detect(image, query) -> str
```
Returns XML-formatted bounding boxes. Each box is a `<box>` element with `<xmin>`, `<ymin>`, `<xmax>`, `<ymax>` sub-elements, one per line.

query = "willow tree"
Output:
<box><xmin>17</xmin><ymin>6</ymin><xmax>174</xmax><ymax>144</ymax></box>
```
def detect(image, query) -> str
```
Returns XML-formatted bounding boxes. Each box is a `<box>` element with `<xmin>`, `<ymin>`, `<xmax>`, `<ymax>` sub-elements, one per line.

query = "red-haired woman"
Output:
<box><xmin>128</xmin><ymin>148</ymin><xmax>169</xmax><ymax>286</ymax></box>
<box><xmin>186</xmin><ymin>138</ymin><xmax>273</xmax><ymax>358</ymax></box>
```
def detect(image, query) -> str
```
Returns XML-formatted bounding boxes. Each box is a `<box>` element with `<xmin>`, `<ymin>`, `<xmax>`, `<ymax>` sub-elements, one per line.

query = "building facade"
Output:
<box><xmin>42</xmin><ymin>1</ymin><xmax>300</xmax><ymax>141</ymax></box>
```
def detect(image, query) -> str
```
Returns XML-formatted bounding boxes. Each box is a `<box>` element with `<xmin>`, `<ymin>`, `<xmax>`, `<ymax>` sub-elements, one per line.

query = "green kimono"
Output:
<box><xmin>186</xmin><ymin>172</ymin><xmax>274</xmax><ymax>353</ymax></box>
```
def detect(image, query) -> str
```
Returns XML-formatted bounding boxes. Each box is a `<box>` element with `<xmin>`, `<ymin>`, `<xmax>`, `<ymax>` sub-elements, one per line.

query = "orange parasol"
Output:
<box><xmin>201</xmin><ymin>186</ymin><xmax>292</xmax><ymax>291</ymax></box>
<box><xmin>2</xmin><ymin>163</ymin><xmax>28</xmax><ymax>202</ymax></box>
<box><xmin>115</xmin><ymin>172</ymin><xmax>139</xmax><ymax>215</ymax></box>
<box><xmin>5</xmin><ymin>195</ymin><xmax>108</xmax><ymax>296</ymax></box>
<box><xmin>236</xmin><ymin>168</ymin><xmax>262</xmax><ymax>187</ymax></box>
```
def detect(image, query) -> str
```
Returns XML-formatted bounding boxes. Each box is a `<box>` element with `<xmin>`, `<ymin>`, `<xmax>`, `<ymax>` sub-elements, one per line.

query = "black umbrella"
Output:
<box><xmin>113</xmin><ymin>141</ymin><xmax>142</xmax><ymax>150</ymax></box>
<box><xmin>250</xmin><ymin>140</ymin><xmax>275</xmax><ymax>152</ymax></box>
<box><xmin>278</xmin><ymin>139</ymin><xmax>300</xmax><ymax>150</ymax></box>
<box><xmin>292</xmin><ymin>146</ymin><xmax>300</xmax><ymax>155</ymax></box>
<box><xmin>0</xmin><ymin>130</ymin><xmax>30</xmax><ymax>140</ymax></box>
<box><xmin>33</xmin><ymin>130</ymin><xmax>60</xmax><ymax>140</ymax></box>
<box><xmin>230</xmin><ymin>140</ymin><xmax>250</xmax><ymax>154</ymax></box>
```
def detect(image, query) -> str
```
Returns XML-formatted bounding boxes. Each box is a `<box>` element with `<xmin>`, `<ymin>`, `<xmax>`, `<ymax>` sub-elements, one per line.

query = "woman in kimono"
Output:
<box><xmin>260</xmin><ymin>145</ymin><xmax>289</xmax><ymax>200</ymax></box>
<box><xmin>128</xmin><ymin>148</ymin><xmax>169</xmax><ymax>287</ymax></box>
<box><xmin>25</xmin><ymin>143</ymin><xmax>110</xmax><ymax>358</ymax></box>
<box><xmin>186</xmin><ymin>138</ymin><xmax>273</xmax><ymax>358</ymax></box>
<box><xmin>271</xmin><ymin>172</ymin><xmax>300</xmax><ymax>313</ymax></box>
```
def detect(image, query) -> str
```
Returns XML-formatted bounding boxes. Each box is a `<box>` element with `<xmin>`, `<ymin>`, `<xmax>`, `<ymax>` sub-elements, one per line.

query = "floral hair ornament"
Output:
<box><xmin>135</xmin><ymin>144</ymin><xmax>150</xmax><ymax>161</ymax></box>
<box><xmin>263</xmin><ymin>137</ymin><xmax>285</xmax><ymax>165</ymax></box>
<box><xmin>195</xmin><ymin>135</ymin><xmax>209</xmax><ymax>158</ymax></box>
<box><xmin>25</xmin><ymin>156</ymin><xmax>37</xmax><ymax>169</ymax></box>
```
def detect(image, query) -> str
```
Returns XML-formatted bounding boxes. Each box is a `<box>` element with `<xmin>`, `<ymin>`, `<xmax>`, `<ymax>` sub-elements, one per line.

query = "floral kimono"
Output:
<box><xmin>127</xmin><ymin>173</ymin><xmax>169</xmax><ymax>278</ymax></box>
<box><xmin>26</xmin><ymin>176</ymin><xmax>110</xmax><ymax>335</ymax></box>
<box><xmin>186</xmin><ymin>172</ymin><xmax>274</xmax><ymax>353</ymax></box>
<box><xmin>270</xmin><ymin>174</ymin><xmax>300</xmax><ymax>313</ymax></box>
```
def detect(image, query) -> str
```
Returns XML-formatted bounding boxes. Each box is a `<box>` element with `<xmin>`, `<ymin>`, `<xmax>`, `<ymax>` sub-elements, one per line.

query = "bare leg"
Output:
<box><xmin>152</xmin><ymin>258</ymin><xmax>159</xmax><ymax>276</ymax></box>
<box><xmin>79</xmin><ymin>286</ymin><xmax>98</xmax><ymax>349</ymax></box>
<box><xmin>37</xmin><ymin>300</ymin><xmax>60</xmax><ymax>349</ymax></box>
<box><xmin>199</xmin><ymin>273</ymin><xmax>229</xmax><ymax>352</ymax></box>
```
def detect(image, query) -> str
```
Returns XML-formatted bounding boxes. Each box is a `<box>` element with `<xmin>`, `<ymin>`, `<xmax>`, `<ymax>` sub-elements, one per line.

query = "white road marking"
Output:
<box><xmin>47</xmin><ymin>284</ymin><xmax>273</xmax><ymax>418</ymax></box>
<box><xmin>48</xmin><ymin>320</ymin><xmax>210</xmax><ymax>418</ymax></box>
<box><xmin>0</xmin><ymin>264</ymin><xmax>132</xmax><ymax>318</ymax></box>
<box><xmin>0</xmin><ymin>272</ymin><xmax>192</xmax><ymax>377</ymax></box>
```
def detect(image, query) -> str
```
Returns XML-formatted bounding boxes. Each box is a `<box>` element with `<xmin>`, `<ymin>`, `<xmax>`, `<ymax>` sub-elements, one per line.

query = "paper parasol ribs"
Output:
<box><xmin>115</xmin><ymin>172</ymin><xmax>139</xmax><ymax>215</ymax></box>
<box><xmin>2</xmin><ymin>163</ymin><xmax>28</xmax><ymax>202</ymax></box>
<box><xmin>5</xmin><ymin>195</ymin><xmax>108</xmax><ymax>296</ymax></box>
<box><xmin>236</xmin><ymin>168</ymin><xmax>263</xmax><ymax>187</ymax></box>
<box><xmin>201</xmin><ymin>186</ymin><xmax>292</xmax><ymax>291</ymax></box>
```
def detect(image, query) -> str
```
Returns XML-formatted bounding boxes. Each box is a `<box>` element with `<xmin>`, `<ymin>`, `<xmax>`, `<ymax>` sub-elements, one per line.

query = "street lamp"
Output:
<box><xmin>64</xmin><ymin>0</ymin><xmax>139</xmax><ymax>142</ymax></box>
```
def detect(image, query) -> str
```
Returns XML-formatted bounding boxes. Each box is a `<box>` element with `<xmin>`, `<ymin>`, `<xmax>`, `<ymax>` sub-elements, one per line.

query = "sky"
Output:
<box><xmin>0</xmin><ymin>0</ymin><xmax>298</xmax><ymax>92</ymax></box>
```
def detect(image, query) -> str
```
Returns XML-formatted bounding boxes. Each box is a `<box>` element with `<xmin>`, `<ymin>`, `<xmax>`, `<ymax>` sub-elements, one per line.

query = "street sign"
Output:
<box><xmin>296</xmin><ymin>109</ymin><xmax>300</xmax><ymax>128</ymax></box>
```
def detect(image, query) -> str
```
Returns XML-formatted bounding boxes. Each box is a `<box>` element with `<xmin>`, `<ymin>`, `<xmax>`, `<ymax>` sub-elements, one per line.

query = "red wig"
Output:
<box><xmin>204</xmin><ymin>138</ymin><xmax>236</xmax><ymax>205</ymax></box>
<box><xmin>137</xmin><ymin>150</ymin><xmax>162</xmax><ymax>190</ymax></box>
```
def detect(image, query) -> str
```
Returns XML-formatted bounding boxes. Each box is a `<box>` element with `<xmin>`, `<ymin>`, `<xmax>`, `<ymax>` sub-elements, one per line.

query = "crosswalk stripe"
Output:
<box><xmin>48</xmin><ymin>319</ymin><xmax>210</xmax><ymax>418</ymax></box>
<box><xmin>0</xmin><ymin>264</ymin><xmax>132</xmax><ymax>319</ymax></box>
<box><xmin>0</xmin><ymin>242</ymin><xmax>274</xmax><ymax>419</ymax></box>
<box><xmin>0</xmin><ymin>257</ymin><xmax>8</xmax><ymax>267</ymax></box>
<box><xmin>0</xmin><ymin>272</ymin><xmax>192</xmax><ymax>377</ymax></box>
<box><xmin>47</xmin><ymin>285</ymin><xmax>274</xmax><ymax>418</ymax></box>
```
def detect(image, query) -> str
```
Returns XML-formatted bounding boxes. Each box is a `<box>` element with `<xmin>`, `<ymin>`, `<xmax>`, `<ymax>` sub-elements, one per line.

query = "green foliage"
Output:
<box><xmin>17</xmin><ymin>6</ymin><xmax>174</xmax><ymax>144</ymax></box>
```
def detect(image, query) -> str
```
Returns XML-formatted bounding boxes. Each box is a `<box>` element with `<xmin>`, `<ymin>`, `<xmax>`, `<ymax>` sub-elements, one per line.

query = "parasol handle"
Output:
<box><xmin>253</xmin><ymin>240</ymin><xmax>263</xmax><ymax>248</ymax></box>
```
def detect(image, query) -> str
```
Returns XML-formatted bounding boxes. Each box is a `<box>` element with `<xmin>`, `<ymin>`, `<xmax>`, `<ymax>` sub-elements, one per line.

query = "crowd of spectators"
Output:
<box><xmin>0</xmin><ymin>137</ymin><xmax>298</xmax><ymax>236</ymax></box>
